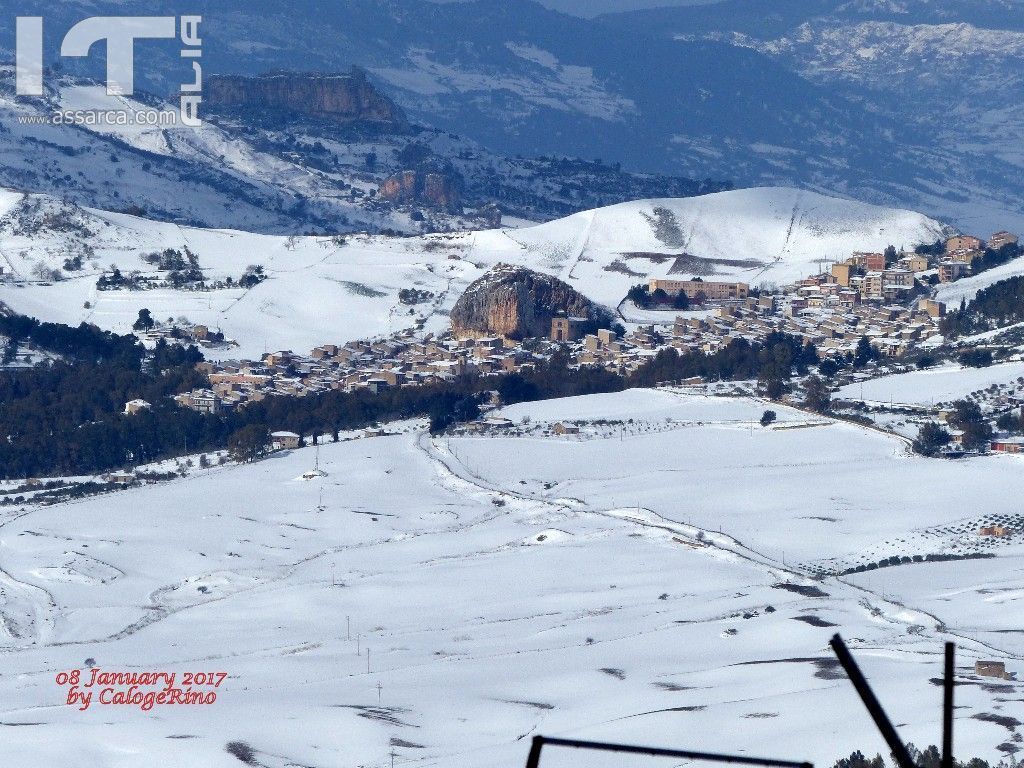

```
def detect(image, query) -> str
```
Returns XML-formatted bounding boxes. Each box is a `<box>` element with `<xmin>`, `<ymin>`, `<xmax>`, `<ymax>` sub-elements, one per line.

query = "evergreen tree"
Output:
<box><xmin>133</xmin><ymin>308</ymin><xmax>155</xmax><ymax>332</ymax></box>
<box><xmin>228</xmin><ymin>425</ymin><xmax>270</xmax><ymax>463</ymax></box>
<box><xmin>913</xmin><ymin>422</ymin><xmax>951</xmax><ymax>456</ymax></box>
<box><xmin>803</xmin><ymin>375</ymin><xmax>831</xmax><ymax>413</ymax></box>
<box><xmin>853</xmin><ymin>336</ymin><xmax>876</xmax><ymax>368</ymax></box>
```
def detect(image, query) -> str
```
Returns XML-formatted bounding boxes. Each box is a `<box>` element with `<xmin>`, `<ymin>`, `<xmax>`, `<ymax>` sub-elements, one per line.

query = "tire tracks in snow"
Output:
<box><xmin>419</xmin><ymin>428</ymin><xmax>1024</xmax><ymax>662</ymax></box>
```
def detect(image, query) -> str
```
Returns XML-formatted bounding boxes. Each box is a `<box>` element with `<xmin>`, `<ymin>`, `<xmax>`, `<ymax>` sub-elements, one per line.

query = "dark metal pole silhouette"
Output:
<box><xmin>524</xmin><ymin>736</ymin><xmax>812</xmax><ymax>768</ymax></box>
<box><xmin>942</xmin><ymin>642</ymin><xmax>955</xmax><ymax>768</ymax></box>
<box><xmin>829</xmin><ymin>634</ymin><xmax>915</xmax><ymax>768</ymax></box>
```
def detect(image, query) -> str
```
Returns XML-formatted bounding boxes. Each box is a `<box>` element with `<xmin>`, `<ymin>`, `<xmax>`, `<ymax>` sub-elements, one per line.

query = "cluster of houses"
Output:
<box><xmin>643</xmin><ymin>232</ymin><xmax>1017</xmax><ymax>318</ymax></box>
<box><xmin>169</xmin><ymin>331</ymin><xmax>543</xmax><ymax>413</ymax></box>
<box><xmin>776</xmin><ymin>232</ymin><xmax>1018</xmax><ymax>307</ymax></box>
<box><xmin>159</xmin><ymin>230</ymin><xmax>1020</xmax><ymax>415</ymax></box>
<box><xmin>167</xmin><ymin>317</ymin><xmax>719</xmax><ymax>414</ymax></box>
<box><xmin>630</xmin><ymin>231</ymin><xmax>1017</xmax><ymax>361</ymax></box>
<box><xmin>669</xmin><ymin>298</ymin><xmax>943</xmax><ymax>360</ymax></box>
<box><xmin>166</xmin><ymin>290</ymin><xmax>941</xmax><ymax>417</ymax></box>
<box><xmin>135</xmin><ymin>320</ymin><xmax>234</xmax><ymax>350</ymax></box>
<box><xmin>705</xmin><ymin>231</ymin><xmax>1019</xmax><ymax>312</ymax></box>
<box><xmin>824</xmin><ymin>232</ymin><xmax>1019</xmax><ymax>296</ymax></box>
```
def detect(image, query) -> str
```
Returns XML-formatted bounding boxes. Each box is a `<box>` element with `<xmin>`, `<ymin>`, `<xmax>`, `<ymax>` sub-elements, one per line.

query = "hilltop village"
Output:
<box><xmin>159</xmin><ymin>231</ymin><xmax>1018</xmax><ymax>415</ymax></box>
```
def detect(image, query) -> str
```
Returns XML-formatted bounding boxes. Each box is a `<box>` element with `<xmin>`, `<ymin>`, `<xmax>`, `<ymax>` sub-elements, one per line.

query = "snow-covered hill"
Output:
<box><xmin>502</xmin><ymin>187</ymin><xmax>947</xmax><ymax>300</ymax></box>
<box><xmin>836</xmin><ymin>361</ymin><xmax>1024</xmax><ymax>406</ymax></box>
<box><xmin>0</xmin><ymin>186</ymin><xmax>946</xmax><ymax>358</ymax></box>
<box><xmin>0</xmin><ymin>388</ymin><xmax>1022</xmax><ymax>766</ymax></box>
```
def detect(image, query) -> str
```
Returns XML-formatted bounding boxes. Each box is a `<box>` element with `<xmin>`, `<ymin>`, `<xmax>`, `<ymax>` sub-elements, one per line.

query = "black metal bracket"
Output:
<box><xmin>525</xmin><ymin>736</ymin><xmax>812</xmax><ymax>768</ymax></box>
<box><xmin>522</xmin><ymin>635</ymin><xmax>956</xmax><ymax>768</ymax></box>
<box><xmin>830</xmin><ymin>634</ymin><xmax>956</xmax><ymax>768</ymax></box>
<box><xmin>943</xmin><ymin>642</ymin><xmax>955</xmax><ymax>768</ymax></box>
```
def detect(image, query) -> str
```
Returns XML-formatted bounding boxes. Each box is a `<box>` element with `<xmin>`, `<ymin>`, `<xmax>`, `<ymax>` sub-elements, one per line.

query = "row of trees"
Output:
<box><xmin>626</xmin><ymin>283</ymin><xmax>692</xmax><ymax>310</ymax></box>
<box><xmin>0</xmin><ymin>313</ymin><xmax>143</xmax><ymax>366</ymax></box>
<box><xmin>833</xmin><ymin>744</ymin><xmax>1004</xmax><ymax>768</ymax></box>
<box><xmin>940</xmin><ymin>274</ymin><xmax>1024</xmax><ymax>339</ymax></box>
<box><xmin>98</xmin><ymin>264</ymin><xmax>266</xmax><ymax>292</ymax></box>
<box><xmin>630</xmin><ymin>332</ymin><xmax>820</xmax><ymax>390</ymax></box>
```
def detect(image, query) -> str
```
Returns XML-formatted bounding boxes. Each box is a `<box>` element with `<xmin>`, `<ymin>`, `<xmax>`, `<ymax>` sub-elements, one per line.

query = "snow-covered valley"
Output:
<box><xmin>0</xmin><ymin>388</ymin><xmax>1021</xmax><ymax>767</ymax></box>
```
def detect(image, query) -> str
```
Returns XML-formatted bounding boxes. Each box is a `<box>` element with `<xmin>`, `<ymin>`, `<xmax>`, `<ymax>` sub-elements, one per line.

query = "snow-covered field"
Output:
<box><xmin>0</xmin><ymin>186</ymin><xmax>945</xmax><ymax>359</ymax></box>
<box><xmin>1</xmin><ymin>389</ymin><xmax>1022</xmax><ymax>767</ymax></box>
<box><xmin>836</xmin><ymin>362</ymin><xmax>1024</xmax><ymax>407</ymax></box>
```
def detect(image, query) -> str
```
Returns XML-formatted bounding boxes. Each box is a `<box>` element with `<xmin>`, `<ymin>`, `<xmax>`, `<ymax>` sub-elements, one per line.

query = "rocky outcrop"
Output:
<box><xmin>206</xmin><ymin>69</ymin><xmax>408</xmax><ymax>129</ymax></box>
<box><xmin>379</xmin><ymin>167</ymin><xmax>462</xmax><ymax>213</ymax></box>
<box><xmin>450</xmin><ymin>264</ymin><xmax>607</xmax><ymax>340</ymax></box>
<box><xmin>477</xmin><ymin>203</ymin><xmax>502</xmax><ymax>229</ymax></box>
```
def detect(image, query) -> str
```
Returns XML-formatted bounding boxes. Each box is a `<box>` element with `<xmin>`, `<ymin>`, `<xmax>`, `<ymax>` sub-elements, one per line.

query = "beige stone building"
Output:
<box><xmin>648</xmin><ymin>278</ymin><xmax>749</xmax><ymax>301</ymax></box>
<box><xmin>550</xmin><ymin>316</ymin><xmax>589</xmax><ymax>342</ymax></box>
<box><xmin>946</xmin><ymin>235</ymin><xmax>983</xmax><ymax>252</ymax></box>
<box><xmin>975</xmin><ymin>660</ymin><xmax>1008</xmax><ymax>679</ymax></box>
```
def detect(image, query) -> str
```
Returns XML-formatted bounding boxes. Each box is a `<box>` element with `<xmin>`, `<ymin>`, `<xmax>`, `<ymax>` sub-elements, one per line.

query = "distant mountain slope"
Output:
<box><xmin>0</xmin><ymin>0</ymin><xmax>943</xmax><ymax>226</ymax></box>
<box><xmin>605</xmin><ymin>0</ymin><xmax>1024</xmax><ymax>37</ymax></box>
<box><xmin>2</xmin><ymin>0</ymin><xmax>1020</xmax><ymax>233</ymax></box>
<box><xmin>0</xmin><ymin>73</ymin><xmax>410</xmax><ymax>234</ymax></box>
<box><xmin>4</xmin><ymin>0</ymin><xmax>1021</xmax><ymax>232</ymax></box>
<box><xmin>0</xmin><ymin>186</ymin><xmax>945</xmax><ymax>358</ymax></box>
<box><xmin>605</xmin><ymin>0</ymin><xmax>1024</xmax><ymax>232</ymax></box>
<box><xmin>0</xmin><ymin>69</ymin><xmax>725</xmax><ymax>234</ymax></box>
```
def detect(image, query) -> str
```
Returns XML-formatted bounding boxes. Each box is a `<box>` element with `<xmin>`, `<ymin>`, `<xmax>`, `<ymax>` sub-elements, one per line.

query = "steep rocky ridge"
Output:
<box><xmin>206</xmin><ymin>69</ymin><xmax>408</xmax><ymax>129</ymax></box>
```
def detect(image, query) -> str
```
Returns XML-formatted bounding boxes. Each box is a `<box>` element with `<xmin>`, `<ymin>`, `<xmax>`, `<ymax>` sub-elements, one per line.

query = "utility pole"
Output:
<box><xmin>346</xmin><ymin>615</ymin><xmax>351</xmax><ymax>640</ymax></box>
<box><xmin>357</xmin><ymin>633</ymin><xmax>361</xmax><ymax>656</ymax></box>
<box><xmin>377</xmin><ymin>681</ymin><xmax>382</xmax><ymax>702</ymax></box>
<box><xmin>367</xmin><ymin>647</ymin><xmax>371</xmax><ymax>673</ymax></box>
<box><xmin>943</xmin><ymin>642</ymin><xmax>955</xmax><ymax>768</ymax></box>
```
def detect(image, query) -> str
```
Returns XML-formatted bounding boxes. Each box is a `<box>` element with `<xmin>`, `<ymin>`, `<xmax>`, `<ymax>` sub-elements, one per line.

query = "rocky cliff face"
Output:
<box><xmin>450</xmin><ymin>264</ymin><xmax>607</xmax><ymax>340</ymax></box>
<box><xmin>206</xmin><ymin>69</ymin><xmax>408</xmax><ymax>129</ymax></box>
<box><xmin>379</xmin><ymin>168</ymin><xmax>462</xmax><ymax>212</ymax></box>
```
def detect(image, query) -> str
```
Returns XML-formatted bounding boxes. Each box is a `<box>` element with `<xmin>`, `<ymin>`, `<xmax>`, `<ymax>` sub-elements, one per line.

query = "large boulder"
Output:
<box><xmin>451</xmin><ymin>264</ymin><xmax>608</xmax><ymax>340</ymax></box>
